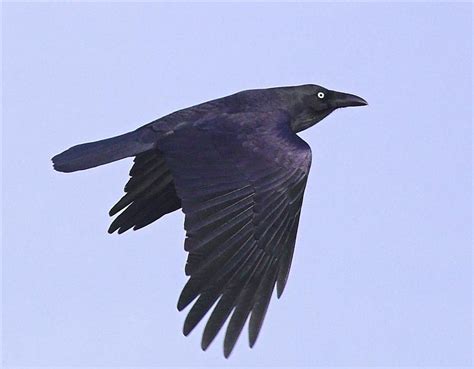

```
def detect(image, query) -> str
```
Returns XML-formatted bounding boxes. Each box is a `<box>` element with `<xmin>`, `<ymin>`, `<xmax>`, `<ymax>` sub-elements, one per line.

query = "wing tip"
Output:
<box><xmin>182</xmin><ymin>324</ymin><xmax>192</xmax><ymax>337</ymax></box>
<box><xmin>248</xmin><ymin>325</ymin><xmax>260</xmax><ymax>348</ymax></box>
<box><xmin>107</xmin><ymin>225</ymin><xmax>117</xmax><ymax>234</ymax></box>
<box><xmin>177</xmin><ymin>298</ymin><xmax>187</xmax><ymax>312</ymax></box>
<box><xmin>201</xmin><ymin>337</ymin><xmax>211</xmax><ymax>351</ymax></box>
<box><xmin>276</xmin><ymin>283</ymin><xmax>285</xmax><ymax>298</ymax></box>
<box><xmin>223</xmin><ymin>345</ymin><xmax>232</xmax><ymax>359</ymax></box>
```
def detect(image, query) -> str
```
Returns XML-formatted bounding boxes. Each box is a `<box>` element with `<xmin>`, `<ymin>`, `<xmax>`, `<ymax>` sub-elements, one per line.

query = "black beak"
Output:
<box><xmin>331</xmin><ymin>90</ymin><xmax>368</xmax><ymax>108</ymax></box>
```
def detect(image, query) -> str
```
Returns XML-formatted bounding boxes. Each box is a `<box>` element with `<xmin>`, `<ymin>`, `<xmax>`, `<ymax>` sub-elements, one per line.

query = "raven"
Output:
<box><xmin>52</xmin><ymin>84</ymin><xmax>367</xmax><ymax>357</ymax></box>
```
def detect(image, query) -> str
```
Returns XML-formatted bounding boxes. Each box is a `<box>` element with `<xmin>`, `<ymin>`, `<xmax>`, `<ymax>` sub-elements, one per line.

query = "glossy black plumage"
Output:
<box><xmin>52</xmin><ymin>84</ymin><xmax>367</xmax><ymax>357</ymax></box>
<box><xmin>160</xmin><ymin>111</ymin><xmax>311</xmax><ymax>356</ymax></box>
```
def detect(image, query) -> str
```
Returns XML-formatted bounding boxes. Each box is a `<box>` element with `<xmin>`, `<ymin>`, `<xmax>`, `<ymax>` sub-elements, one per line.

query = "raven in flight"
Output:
<box><xmin>52</xmin><ymin>84</ymin><xmax>367</xmax><ymax>357</ymax></box>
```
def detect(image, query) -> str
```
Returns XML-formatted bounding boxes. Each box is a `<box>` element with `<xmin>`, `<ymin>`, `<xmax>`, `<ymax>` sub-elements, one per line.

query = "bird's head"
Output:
<box><xmin>275</xmin><ymin>84</ymin><xmax>368</xmax><ymax>132</ymax></box>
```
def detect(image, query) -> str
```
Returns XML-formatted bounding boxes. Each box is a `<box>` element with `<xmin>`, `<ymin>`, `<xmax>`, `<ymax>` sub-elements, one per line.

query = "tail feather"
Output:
<box><xmin>52</xmin><ymin>129</ymin><xmax>156</xmax><ymax>173</ymax></box>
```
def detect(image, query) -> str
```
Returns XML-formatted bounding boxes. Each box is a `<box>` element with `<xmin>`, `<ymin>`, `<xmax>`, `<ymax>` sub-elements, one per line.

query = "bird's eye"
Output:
<box><xmin>317</xmin><ymin>92</ymin><xmax>325</xmax><ymax>99</ymax></box>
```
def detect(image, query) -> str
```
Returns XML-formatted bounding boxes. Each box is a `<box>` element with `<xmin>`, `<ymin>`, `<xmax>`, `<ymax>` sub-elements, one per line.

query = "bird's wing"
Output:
<box><xmin>108</xmin><ymin>149</ymin><xmax>181</xmax><ymax>234</ymax></box>
<box><xmin>159</xmin><ymin>111</ymin><xmax>312</xmax><ymax>357</ymax></box>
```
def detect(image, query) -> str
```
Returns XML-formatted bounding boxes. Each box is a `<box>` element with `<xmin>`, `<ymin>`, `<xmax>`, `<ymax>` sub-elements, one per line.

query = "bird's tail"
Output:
<box><xmin>52</xmin><ymin>128</ymin><xmax>157</xmax><ymax>173</ymax></box>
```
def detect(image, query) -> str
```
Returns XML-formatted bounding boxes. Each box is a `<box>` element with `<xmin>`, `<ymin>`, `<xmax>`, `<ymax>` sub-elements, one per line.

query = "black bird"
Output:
<box><xmin>52</xmin><ymin>84</ymin><xmax>367</xmax><ymax>357</ymax></box>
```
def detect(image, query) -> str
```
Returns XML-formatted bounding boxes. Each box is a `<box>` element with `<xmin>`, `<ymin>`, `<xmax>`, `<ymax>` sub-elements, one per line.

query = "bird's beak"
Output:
<box><xmin>331</xmin><ymin>90</ymin><xmax>368</xmax><ymax>108</ymax></box>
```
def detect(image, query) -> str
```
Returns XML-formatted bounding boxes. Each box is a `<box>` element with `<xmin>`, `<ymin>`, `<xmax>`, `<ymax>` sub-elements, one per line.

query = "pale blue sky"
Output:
<box><xmin>2</xmin><ymin>2</ymin><xmax>472</xmax><ymax>368</ymax></box>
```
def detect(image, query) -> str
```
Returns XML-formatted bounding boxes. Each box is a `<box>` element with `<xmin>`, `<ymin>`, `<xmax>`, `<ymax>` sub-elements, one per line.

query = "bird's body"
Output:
<box><xmin>52</xmin><ymin>84</ymin><xmax>367</xmax><ymax>357</ymax></box>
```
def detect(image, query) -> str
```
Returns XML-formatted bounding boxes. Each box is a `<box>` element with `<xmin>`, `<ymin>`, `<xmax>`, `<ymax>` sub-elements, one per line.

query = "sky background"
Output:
<box><xmin>2</xmin><ymin>2</ymin><xmax>472</xmax><ymax>368</ymax></box>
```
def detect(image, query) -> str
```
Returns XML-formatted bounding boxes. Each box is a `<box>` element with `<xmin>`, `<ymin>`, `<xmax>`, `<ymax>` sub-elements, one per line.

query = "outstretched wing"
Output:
<box><xmin>159</xmin><ymin>111</ymin><xmax>312</xmax><ymax>357</ymax></box>
<box><xmin>108</xmin><ymin>149</ymin><xmax>181</xmax><ymax>234</ymax></box>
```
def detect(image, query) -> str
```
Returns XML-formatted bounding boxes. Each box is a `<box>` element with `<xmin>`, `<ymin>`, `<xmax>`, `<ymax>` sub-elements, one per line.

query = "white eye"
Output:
<box><xmin>317</xmin><ymin>92</ymin><xmax>325</xmax><ymax>99</ymax></box>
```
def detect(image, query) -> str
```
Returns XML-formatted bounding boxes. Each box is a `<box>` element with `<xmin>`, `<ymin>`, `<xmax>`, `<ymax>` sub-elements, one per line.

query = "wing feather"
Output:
<box><xmin>108</xmin><ymin>149</ymin><xmax>181</xmax><ymax>233</ymax></box>
<box><xmin>157</xmin><ymin>111</ymin><xmax>312</xmax><ymax>356</ymax></box>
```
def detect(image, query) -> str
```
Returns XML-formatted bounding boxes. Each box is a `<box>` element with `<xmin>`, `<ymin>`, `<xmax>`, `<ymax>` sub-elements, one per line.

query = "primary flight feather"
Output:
<box><xmin>52</xmin><ymin>84</ymin><xmax>367</xmax><ymax>357</ymax></box>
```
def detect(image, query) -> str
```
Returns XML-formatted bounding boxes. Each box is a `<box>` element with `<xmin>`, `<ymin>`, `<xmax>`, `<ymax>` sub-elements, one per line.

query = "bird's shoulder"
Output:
<box><xmin>168</xmin><ymin>110</ymin><xmax>311</xmax><ymax>174</ymax></box>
